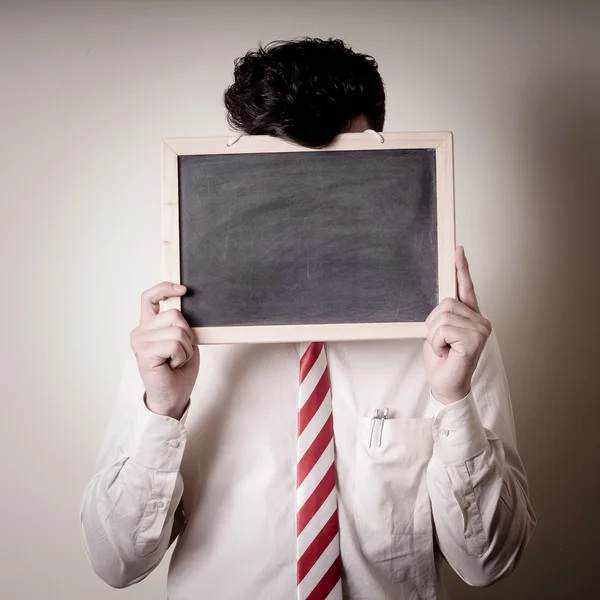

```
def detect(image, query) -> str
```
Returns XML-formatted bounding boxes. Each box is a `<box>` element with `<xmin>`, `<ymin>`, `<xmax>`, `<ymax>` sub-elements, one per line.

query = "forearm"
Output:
<box><xmin>79</xmin><ymin>399</ymin><xmax>187</xmax><ymax>588</ymax></box>
<box><xmin>426</xmin><ymin>393</ymin><xmax>536</xmax><ymax>586</ymax></box>
<box><xmin>80</xmin><ymin>460</ymin><xmax>184</xmax><ymax>588</ymax></box>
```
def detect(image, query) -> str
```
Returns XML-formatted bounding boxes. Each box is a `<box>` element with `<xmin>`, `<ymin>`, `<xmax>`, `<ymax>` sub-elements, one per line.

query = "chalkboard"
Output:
<box><xmin>161</xmin><ymin>133</ymin><xmax>455</xmax><ymax>344</ymax></box>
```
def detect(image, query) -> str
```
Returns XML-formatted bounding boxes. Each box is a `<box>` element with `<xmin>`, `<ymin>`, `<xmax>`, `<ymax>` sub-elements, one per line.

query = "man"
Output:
<box><xmin>80</xmin><ymin>38</ymin><xmax>535</xmax><ymax>599</ymax></box>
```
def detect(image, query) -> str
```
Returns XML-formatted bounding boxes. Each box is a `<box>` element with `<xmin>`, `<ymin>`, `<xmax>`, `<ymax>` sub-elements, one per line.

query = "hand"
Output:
<box><xmin>423</xmin><ymin>247</ymin><xmax>492</xmax><ymax>405</ymax></box>
<box><xmin>130</xmin><ymin>282</ymin><xmax>200</xmax><ymax>419</ymax></box>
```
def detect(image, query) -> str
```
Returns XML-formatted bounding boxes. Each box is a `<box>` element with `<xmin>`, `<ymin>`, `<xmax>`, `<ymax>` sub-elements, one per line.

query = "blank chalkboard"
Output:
<box><xmin>161</xmin><ymin>133</ymin><xmax>455</xmax><ymax>344</ymax></box>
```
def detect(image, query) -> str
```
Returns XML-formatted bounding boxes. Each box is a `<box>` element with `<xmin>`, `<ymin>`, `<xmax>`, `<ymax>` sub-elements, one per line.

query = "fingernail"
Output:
<box><xmin>174</xmin><ymin>284</ymin><xmax>186</xmax><ymax>292</ymax></box>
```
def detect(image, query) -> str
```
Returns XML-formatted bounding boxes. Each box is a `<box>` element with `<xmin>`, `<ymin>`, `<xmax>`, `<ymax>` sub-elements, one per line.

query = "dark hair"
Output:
<box><xmin>224</xmin><ymin>37</ymin><xmax>386</xmax><ymax>148</ymax></box>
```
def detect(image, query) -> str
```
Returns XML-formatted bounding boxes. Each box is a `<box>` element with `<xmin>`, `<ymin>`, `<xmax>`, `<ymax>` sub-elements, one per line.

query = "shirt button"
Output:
<box><xmin>440</xmin><ymin>428</ymin><xmax>450</xmax><ymax>437</ymax></box>
<box><xmin>156</xmin><ymin>500</ymin><xmax>165</xmax><ymax>509</ymax></box>
<box><xmin>169</xmin><ymin>439</ymin><xmax>180</xmax><ymax>448</ymax></box>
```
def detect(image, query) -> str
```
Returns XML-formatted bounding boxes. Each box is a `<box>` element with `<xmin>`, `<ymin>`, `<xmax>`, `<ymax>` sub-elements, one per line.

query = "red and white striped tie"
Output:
<box><xmin>296</xmin><ymin>342</ymin><xmax>342</xmax><ymax>600</ymax></box>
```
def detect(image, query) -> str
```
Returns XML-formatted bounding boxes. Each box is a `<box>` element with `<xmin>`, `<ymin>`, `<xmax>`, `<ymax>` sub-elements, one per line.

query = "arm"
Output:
<box><xmin>422</xmin><ymin>247</ymin><xmax>535</xmax><ymax>586</ymax></box>
<box><xmin>79</xmin><ymin>351</ymin><xmax>188</xmax><ymax>588</ymax></box>
<box><xmin>80</xmin><ymin>282</ymin><xmax>199</xmax><ymax>588</ymax></box>
<box><xmin>426</xmin><ymin>330</ymin><xmax>536</xmax><ymax>586</ymax></box>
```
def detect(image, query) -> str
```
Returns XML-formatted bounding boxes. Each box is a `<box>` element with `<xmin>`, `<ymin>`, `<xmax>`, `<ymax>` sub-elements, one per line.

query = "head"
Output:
<box><xmin>224</xmin><ymin>37</ymin><xmax>386</xmax><ymax>148</ymax></box>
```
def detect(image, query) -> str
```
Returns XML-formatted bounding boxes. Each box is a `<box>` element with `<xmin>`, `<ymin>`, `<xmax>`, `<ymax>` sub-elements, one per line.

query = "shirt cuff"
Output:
<box><xmin>430</xmin><ymin>391</ymin><xmax>488</xmax><ymax>465</ymax></box>
<box><xmin>126</xmin><ymin>394</ymin><xmax>187</xmax><ymax>472</ymax></box>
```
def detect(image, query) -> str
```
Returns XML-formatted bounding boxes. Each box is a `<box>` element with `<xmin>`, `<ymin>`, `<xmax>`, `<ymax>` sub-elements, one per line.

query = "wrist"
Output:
<box><xmin>144</xmin><ymin>392</ymin><xmax>189</xmax><ymax>420</ymax></box>
<box><xmin>430</xmin><ymin>387</ymin><xmax>471</xmax><ymax>406</ymax></box>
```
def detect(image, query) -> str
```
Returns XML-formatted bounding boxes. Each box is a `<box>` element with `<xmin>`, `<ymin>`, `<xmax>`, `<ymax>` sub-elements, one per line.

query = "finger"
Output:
<box><xmin>455</xmin><ymin>247</ymin><xmax>480</xmax><ymax>313</ymax></box>
<box><xmin>138</xmin><ymin>339</ymin><xmax>189</xmax><ymax>369</ymax></box>
<box><xmin>425</xmin><ymin>298</ymin><xmax>491</xmax><ymax>336</ymax></box>
<box><xmin>430</xmin><ymin>324</ymin><xmax>478</xmax><ymax>357</ymax></box>
<box><xmin>426</xmin><ymin>297</ymin><xmax>480</xmax><ymax>327</ymax></box>
<box><xmin>140</xmin><ymin>282</ymin><xmax>187</xmax><ymax>323</ymax></box>
<box><xmin>427</xmin><ymin>312</ymin><xmax>489</xmax><ymax>350</ymax></box>
<box><xmin>138</xmin><ymin>328</ymin><xmax>193</xmax><ymax>364</ymax></box>
<box><xmin>143</xmin><ymin>309</ymin><xmax>195</xmax><ymax>344</ymax></box>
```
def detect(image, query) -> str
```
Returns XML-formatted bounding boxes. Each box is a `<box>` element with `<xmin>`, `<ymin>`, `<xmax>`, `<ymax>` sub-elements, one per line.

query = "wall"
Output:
<box><xmin>1</xmin><ymin>1</ymin><xmax>598</xmax><ymax>598</ymax></box>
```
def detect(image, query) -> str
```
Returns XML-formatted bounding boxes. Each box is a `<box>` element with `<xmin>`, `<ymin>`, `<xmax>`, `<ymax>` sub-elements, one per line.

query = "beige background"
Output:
<box><xmin>1</xmin><ymin>1</ymin><xmax>598</xmax><ymax>598</ymax></box>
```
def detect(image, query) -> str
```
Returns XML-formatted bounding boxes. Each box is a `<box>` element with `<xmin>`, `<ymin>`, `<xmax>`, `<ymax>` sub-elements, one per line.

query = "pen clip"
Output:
<box><xmin>378</xmin><ymin>407</ymin><xmax>389</xmax><ymax>447</ymax></box>
<box><xmin>368</xmin><ymin>408</ymin><xmax>380</xmax><ymax>449</ymax></box>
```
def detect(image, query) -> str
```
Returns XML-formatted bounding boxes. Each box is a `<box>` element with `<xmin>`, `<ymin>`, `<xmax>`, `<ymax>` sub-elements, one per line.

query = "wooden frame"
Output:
<box><xmin>161</xmin><ymin>132</ymin><xmax>455</xmax><ymax>344</ymax></box>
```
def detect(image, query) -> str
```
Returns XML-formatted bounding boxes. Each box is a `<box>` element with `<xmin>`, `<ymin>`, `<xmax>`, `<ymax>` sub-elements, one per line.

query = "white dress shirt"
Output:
<box><xmin>80</xmin><ymin>330</ymin><xmax>536</xmax><ymax>599</ymax></box>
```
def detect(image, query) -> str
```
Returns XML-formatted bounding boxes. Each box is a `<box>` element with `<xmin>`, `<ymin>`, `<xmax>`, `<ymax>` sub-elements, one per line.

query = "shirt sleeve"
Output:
<box><xmin>79</xmin><ymin>351</ymin><xmax>189</xmax><ymax>589</ymax></box>
<box><xmin>426</xmin><ymin>329</ymin><xmax>537</xmax><ymax>587</ymax></box>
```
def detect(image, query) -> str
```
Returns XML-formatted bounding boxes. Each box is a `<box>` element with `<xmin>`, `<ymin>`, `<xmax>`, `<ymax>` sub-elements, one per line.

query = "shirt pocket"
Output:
<box><xmin>354</xmin><ymin>415</ymin><xmax>435</xmax><ymax>536</ymax></box>
<box><xmin>350</xmin><ymin>414</ymin><xmax>437</xmax><ymax>597</ymax></box>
